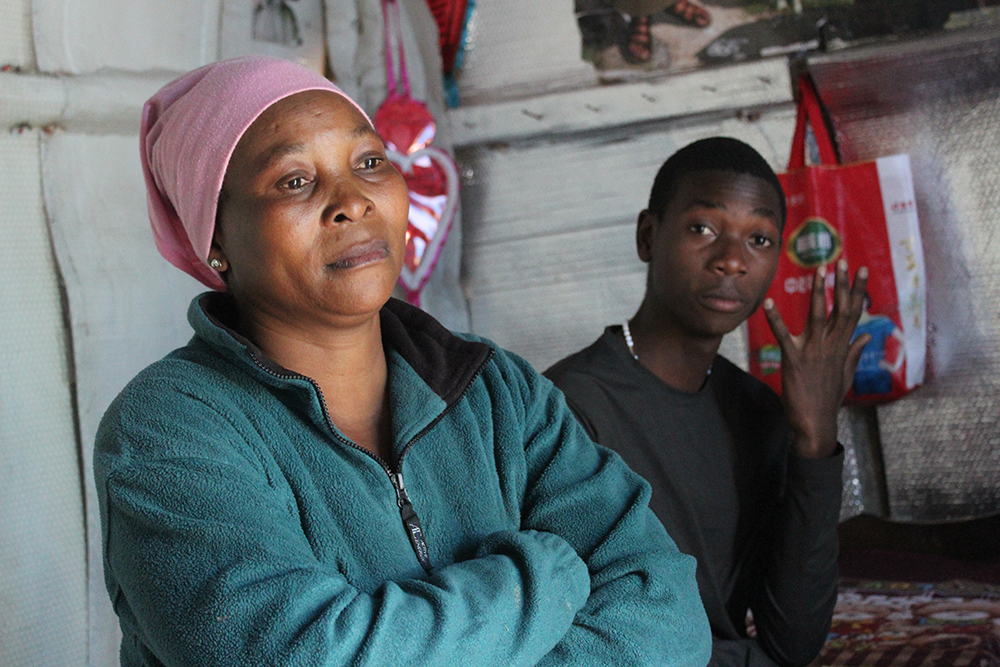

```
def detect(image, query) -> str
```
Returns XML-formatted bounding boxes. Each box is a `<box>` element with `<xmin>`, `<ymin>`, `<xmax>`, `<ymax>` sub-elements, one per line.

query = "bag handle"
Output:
<box><xmin>382</xmin><ymin>0</ymin><xmax>411</xmax><ymax>99</ymax></box>
<box><xmin>788</xmin><ymin>74</ymin><xmax>839</xmax><ymax>169</ymax></box>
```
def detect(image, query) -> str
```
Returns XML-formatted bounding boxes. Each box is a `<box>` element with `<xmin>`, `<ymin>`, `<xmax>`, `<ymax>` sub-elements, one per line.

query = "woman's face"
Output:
<box><xmin>212</xmin><ymin>90</ymin><xmax>409</xmax><ymax>332</ymax></box>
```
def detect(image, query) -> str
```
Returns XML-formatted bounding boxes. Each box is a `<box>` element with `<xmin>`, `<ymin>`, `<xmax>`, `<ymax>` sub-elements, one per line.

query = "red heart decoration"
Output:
<box><xmin>387</xmin><ymin>146</ymin><xmax>459</xmax><ymax>301</ymax></box>
<box><xmin>373</xmin><ymin>94</ymin><xmax>436</xmax><ymax>156</ymax></box>
<box><xmin>373</xmin><ymin>1</ymin><xmax>460</xmax><ymax>305</ymax></box>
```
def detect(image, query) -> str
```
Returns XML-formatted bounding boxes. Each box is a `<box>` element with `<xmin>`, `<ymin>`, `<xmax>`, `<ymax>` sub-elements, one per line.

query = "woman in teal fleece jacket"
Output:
<box><xmin>95</xmin><ymin>55</ymin><xmax>710</xmax><ymax>667</ymax></box>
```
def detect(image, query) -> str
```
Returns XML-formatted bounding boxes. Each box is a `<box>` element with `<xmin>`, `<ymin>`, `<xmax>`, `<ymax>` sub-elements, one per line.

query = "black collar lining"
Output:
<box><xmin>198</xmin><ymin>293</ymin><xmax>492</xmax><ymax>406</ymax></box>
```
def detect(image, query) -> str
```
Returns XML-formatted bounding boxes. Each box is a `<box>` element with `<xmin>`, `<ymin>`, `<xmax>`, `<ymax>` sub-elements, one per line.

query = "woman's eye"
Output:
<box><xmin>284</xmin><ymin>176</ymin><xmax>309</xmax><ymax>190</ymax></box>
<box><xmin>361</xmin><ymin>156</ymin><xmax>384</xmax><ymax>170</ymax></box>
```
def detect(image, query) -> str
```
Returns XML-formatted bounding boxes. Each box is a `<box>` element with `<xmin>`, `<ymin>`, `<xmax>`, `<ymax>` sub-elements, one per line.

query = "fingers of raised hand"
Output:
<box><xmin>830</xmin><ymin>260</ymin><xmax>867</xmax><ymax>332</ymax></box>
<box><xmin>765</xmin><ymin>263</ymin><xmax>869</xmax><ymax>355</ymax></box>
<box><xmin>809</xmin><ymin>264</ymin><xmax>828</xmax><ymax>331</ymax></box>
<box><xmin>763</xmin><ymin>297</ymin><xmax>794</xmax><ymax>348</ymax></box>
<box><xmin>847</xmin><ymin>265</ymin><xmax>869</xmax><ymax>331</ymax></box>
<box><xmin>831</xmin><ymin>259</ymin><xmax>851</xmax><ymax>321</ymax></box>
<box><xmin>813</xmin><ymin>261</ymin><xmax>869</xmax><ymax>339</ymax></box>
<box><xmin>842</xmin><ymin>332</ymin><xmax>871</xmax><ymax>397</ymax></box>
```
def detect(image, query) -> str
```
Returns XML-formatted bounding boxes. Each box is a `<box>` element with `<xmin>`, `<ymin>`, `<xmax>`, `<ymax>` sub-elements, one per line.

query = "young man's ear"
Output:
<box><xmin>636</xmin><ymin>209</ymin><xmax>656</xmax><ymax>263</ymax></box>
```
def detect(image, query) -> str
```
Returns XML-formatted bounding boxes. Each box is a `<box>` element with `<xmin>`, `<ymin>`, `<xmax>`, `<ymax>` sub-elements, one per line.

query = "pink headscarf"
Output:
<box><xmin>141</xmin><ymin>55</ymin><xmax>372</xmax><ymax>290</ymax></box>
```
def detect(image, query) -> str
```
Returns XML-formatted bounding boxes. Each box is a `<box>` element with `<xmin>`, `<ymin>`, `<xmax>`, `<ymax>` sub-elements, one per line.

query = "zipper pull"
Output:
<box><xmin>391</xmin><ymin>472</ymin><xmax>433</xmax><ymax>572</ymax></box>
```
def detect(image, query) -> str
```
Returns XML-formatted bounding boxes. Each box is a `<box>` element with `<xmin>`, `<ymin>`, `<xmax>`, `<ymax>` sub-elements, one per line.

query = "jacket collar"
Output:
<box><xmin>188</xmin><ymin>292</ymin><xmax>492</xmax><ymax>407</ymax></box>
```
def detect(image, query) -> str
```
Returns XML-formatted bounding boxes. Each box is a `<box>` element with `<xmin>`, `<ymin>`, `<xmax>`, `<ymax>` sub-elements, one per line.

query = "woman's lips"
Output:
<box><xmin>326</xmin><ymin>239</ymin><xmax>390</xmax><ymax>270</ymax></box>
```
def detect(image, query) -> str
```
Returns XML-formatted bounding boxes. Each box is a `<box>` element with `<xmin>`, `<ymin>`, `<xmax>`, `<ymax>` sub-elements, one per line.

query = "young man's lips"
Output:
<box><xmin>326</xmin><ymin>240</ymin><xmax>390</xmax><ymax>270</ymax></box>
<box><xmin>700</xmin><ymin>292</ymin><xmax>746</xmax><ymax>313</ymax></box>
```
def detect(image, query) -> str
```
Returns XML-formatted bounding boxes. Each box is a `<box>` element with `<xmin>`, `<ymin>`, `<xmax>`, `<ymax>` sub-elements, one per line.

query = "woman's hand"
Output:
<box><xmin>762</xmin><ymin>259</ymin><xmax>870</xmax><ymax>459</ymax></box>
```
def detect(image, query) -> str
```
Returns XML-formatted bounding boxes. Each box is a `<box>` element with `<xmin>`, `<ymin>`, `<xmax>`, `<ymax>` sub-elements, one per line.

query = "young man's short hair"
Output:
<box><xmin>647</xmin><ymin>137</ymin><xmax>787</xmax><ymax>229</ymax></box>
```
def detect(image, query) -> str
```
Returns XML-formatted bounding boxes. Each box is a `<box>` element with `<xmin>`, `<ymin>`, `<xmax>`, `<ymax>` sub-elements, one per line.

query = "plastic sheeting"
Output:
<box><xmin>810</xmin><ymin>27</ymin><xmax>1000</xmax><ymax>520</ymax></box>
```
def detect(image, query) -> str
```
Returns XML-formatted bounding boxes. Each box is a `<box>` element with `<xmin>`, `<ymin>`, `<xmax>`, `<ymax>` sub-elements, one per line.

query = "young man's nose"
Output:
<box><xmin>710</xmin><ymin>238</ymin><xmax>748</xmax><ymax>275</ymax></box>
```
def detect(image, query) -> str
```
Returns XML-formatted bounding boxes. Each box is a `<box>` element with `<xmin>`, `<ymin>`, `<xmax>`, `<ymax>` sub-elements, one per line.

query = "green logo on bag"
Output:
<box><xmin>787</xmin><ymin>218</ymin><xmax>841</xmax><ymax>268</ymax></box>
<box><xmin>759</xmin><ymin>345</ymin><xmax>781</xmax><ymax>375</ymax></box>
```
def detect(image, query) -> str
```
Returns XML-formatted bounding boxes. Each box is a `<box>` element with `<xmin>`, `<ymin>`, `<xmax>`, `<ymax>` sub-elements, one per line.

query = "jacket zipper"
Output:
<box><xmin>247</xmin><ymin>347</ymin><xmax>494</xmax><ymax>573</ymax></box>
<box><xmin>391</xmin><ymin>471</ymin><xmax>431</xmax><ymax>571</ymax></box>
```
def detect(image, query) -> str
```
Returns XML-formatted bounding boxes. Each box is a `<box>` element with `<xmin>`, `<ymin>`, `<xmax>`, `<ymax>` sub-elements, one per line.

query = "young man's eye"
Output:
<box><xmin>689</xmin><ymin>223</ymin><xmax>712</xmax><ymax>235</ymax></box>
<box><xmin>284</xmin><ymin>176</ymin><xmax>309</xmax><ymax>190</ymax></box>
<box><xmin>752</xmin><ymin>235</ymin><xmax>774</xmax><ymax>248</ymax></box>
<box><xmin>361</xmin><ymin>156</ymin><xmax>384</xmax><ymax>170</ymax></box>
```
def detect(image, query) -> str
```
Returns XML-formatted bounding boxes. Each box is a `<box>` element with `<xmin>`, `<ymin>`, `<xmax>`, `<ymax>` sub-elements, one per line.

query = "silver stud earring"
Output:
<box><xmin>210</xmin><ymin>258</ymin><xmax>223</xmax><ymax>270</ymax></box>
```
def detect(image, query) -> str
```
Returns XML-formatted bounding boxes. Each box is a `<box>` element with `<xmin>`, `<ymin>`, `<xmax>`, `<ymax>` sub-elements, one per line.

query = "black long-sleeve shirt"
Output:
<box><xmin>545</xmin><ymin>327</ymin><xmax>842</xmax><ymax>667</ymax></box>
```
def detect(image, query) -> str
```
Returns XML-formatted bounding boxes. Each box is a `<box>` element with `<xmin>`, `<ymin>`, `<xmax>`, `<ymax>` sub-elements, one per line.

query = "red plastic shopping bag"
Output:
<box><xmin>746</xmin><ymin>75</ymin><xmax>926</xmax><ymax>405</ymax></box>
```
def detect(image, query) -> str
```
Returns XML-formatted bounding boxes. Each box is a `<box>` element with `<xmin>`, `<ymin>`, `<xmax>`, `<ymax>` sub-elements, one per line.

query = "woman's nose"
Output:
<box><xmin>323</xmin><ymin>183</ymin><xmax>374</xmax><ymax>224</ymax></box>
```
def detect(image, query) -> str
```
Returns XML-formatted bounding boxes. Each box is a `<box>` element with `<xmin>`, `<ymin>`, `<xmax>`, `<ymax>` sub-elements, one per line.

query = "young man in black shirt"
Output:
<box><xmin>545</xmin><ymin>138</ymin><xmax>869</xmax><ymax>667</ymax></box>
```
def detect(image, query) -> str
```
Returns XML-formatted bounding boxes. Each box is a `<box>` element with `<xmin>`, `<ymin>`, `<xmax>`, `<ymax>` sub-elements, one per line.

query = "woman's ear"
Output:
<box><xmin>209</xmin><ymin>196</ymin><xmax>229</xmax><ymax>272</ymax></box>
<box><xmin>208</xmin><ymin>237</ymin><xmax>228</xmax><ymax>273</ymax></box>
<box><xmin>636</xmin><ymin>209</ymin><xmax>656</xmax><ymax>263</ymax></box>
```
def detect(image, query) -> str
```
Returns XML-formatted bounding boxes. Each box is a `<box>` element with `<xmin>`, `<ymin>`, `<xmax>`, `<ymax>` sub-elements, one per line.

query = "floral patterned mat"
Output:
<box><xmin>811</xmin><ymin>579</ymin><xmax>1000</xmax><ymax>667</ymax></box>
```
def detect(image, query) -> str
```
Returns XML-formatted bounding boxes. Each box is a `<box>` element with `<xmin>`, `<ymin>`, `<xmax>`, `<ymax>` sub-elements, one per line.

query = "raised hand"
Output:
<box><xmin>762</xmin><ymin>259</ymin><xmax>870</xmax><ymax>459</ymax></box>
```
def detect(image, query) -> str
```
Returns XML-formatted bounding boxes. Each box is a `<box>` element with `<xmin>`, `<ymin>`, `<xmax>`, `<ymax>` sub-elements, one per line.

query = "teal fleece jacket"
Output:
<box><xmin>95</xmin><ymin>293</ymin><xmax>710</xmax><ymax>667</ymax></box>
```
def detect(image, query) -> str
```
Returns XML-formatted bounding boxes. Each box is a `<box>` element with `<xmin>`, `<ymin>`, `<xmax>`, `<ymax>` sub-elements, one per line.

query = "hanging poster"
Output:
<box><xmin>575</xmin><ymin>0</ymin><xmax>999</xmax><ymax>76</ymax></box>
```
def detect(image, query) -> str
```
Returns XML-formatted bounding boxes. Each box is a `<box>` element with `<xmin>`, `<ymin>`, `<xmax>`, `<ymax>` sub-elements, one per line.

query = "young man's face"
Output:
<box><xmin>637</xmin><ymin>169</ymin><xmax>783</xmax><ymax>340</ymax></box>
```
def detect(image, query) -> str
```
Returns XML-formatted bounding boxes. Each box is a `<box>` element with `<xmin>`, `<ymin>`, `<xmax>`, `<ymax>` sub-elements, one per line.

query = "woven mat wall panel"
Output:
<box><xmin>42</xmin><ymin>133</ymin><xmax>206</xmax><ymax>667</ymax></box>
<box><xmin>0</xmin><ymin>132</ymin><xmax>87</xmax><ymax>667</ymax></box>
<box><xmin>0</xmin><ymin>0</ymin><xmax>34</xmax><ymax>68</ymax></box>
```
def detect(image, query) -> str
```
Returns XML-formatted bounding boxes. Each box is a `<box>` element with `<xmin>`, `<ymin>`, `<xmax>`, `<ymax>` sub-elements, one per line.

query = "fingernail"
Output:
<box><xmin>838</xmin><ymin>258</ymin><xmax>847</xmax><ymax>272</ymax></box>
<box><xmin>818</xmin><ymin>265</ymin><xmax>827</xmax><ymax>277</ymax></box>
<box><xmin>763</xmin><ymin>298</ymin><xmax>773</xmax><ymax>309</ymax></box>
<box><xmin>858</xmin><ymin>266</ymin><xmax>868</xmax><ymax>279</ymax></box>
